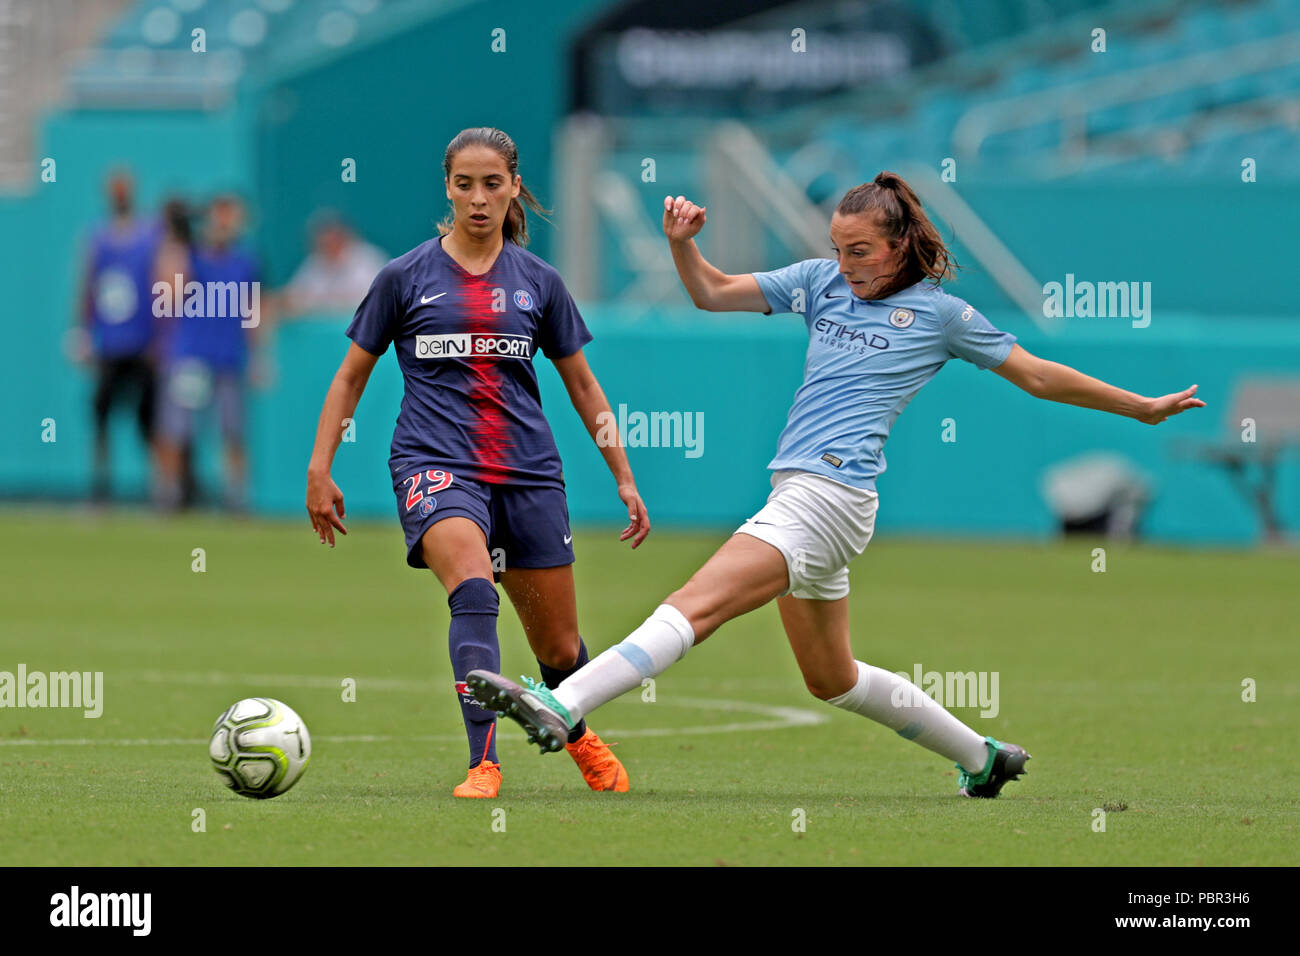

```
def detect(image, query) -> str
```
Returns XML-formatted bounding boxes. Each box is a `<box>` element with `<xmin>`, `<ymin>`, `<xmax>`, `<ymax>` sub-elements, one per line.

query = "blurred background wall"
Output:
<box><xmin>2</xmin><ymin>0</ymin><xmax>1297</xmax><ymax>544</ymax></box>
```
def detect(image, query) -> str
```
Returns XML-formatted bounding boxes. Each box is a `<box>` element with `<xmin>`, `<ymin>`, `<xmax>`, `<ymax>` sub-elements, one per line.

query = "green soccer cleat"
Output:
<box><xmin>957</xmin><ymin>736</ymin><xmax>1031</xmax><ymax>798</ymax></box>
<box><xmin>465</xmin><ymin>670</ymin><xmax>573</xmax><ymax>754</ymax></box>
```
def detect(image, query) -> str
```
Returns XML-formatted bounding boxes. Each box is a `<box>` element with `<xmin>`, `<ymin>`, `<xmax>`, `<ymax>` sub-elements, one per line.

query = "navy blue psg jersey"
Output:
<box><xmin>346</xmin><ymin>235</ymin><xmax>592</xmax><ymax>488</ymax></box>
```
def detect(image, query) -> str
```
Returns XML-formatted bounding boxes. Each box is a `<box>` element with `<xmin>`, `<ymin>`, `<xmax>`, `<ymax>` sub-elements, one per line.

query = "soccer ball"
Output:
<box><xmin>208</xmin><ymin>697</ymin><xmax>311</xmax><ymax>799</ymax></box>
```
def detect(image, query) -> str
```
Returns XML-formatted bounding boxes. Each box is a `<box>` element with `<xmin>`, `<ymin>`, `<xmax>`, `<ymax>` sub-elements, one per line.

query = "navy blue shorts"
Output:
<box><xmin>393</xmin><ymin>466</ymin><xmax>574</xmax><ymax>575</ymax></box>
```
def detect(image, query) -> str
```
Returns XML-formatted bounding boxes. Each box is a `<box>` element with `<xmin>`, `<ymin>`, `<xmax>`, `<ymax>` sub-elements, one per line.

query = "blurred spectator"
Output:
<box><xmin>279</xmin><ymin>209</ymin><xmax>386</xmax><ymax>317</ymax></box>
<box><xmin>72</xmin><ymin>169</ymin><xmax>163</xmax><ymax>503</ymax></box>
<box><xmin>155</xmin><ymin>194</ymin><xmax>261</xmax><ymax>513</ymax></box>
<box><xmin>151</xmin><ymin>198</ymin><xmax>196</xmax><ymax>359</ymax></box>
<box><xmin>150</xmin><ymin>197</ymin><xmax>198</xmax><ymax>510</ymax></box>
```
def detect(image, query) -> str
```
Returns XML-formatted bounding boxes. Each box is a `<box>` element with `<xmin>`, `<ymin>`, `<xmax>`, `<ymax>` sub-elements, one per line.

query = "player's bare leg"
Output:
<box><xmin>420</xmin><ymin>516</ymin><xmax>493</xmax><ymax>592</ymax></box>
<box><xmin>154</xmin><ymin>438</ymin><xmax>185</xmax><ymax>511</ymax></box>
<box><xmin>222</xmin><ymin>440</ymin><xmax>248</xmax><ymax>514</ymax></box>
<box><xmin>421</xmin><ymin>518</ymin><xmax>502</xmax><ymax>797</ymax></box>
<box><xmin>778</xmin><ymin>592</ymin><xmax>1029</xmax><ymax>797</ymax></box>
<box><xmin>663</xmin><ymin>532</ymin><xmax>790</xmax><ymax>641</ymax></box>
<box><xmin>500</xmin><ymin>565</ymin><xmax>580</xmax><ymax>669</ymax></box>
<box><xmin>501</xmin><ymin>565</ymin><xmax>628</xmax><ymax>791</ymax></box>
<box><xmin>775</xmin><ymin>594</ymin><xmax>856</xmax><ymax>700</ymax></box>
<box><xmin>469</xmin><ymin>533</ymin><xmax>789</xmax><ymax>749</ymax></box>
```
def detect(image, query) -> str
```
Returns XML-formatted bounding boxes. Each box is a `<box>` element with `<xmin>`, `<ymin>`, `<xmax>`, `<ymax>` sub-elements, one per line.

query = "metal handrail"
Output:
<box><xmin>897</xmin><ymin>163</ymin><xmax>1055</xmax><ymax>332</ymax></box>
<box><xmin>708</xmin><ymin>121</ymin><xmax>829</xmax><ymax>259</ymax></box>
<box><xmin>708</xmin><ymin>124</ymin><xmax>1054</xmax><ymax>332</ymax></box>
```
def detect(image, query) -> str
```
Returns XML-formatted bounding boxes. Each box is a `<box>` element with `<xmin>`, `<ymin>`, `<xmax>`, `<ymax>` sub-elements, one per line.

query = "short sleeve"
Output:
<box><xmin>752</xmin><ymin>259</ymin><xmax>821</xmax><ymax>316</ymax></box>
<box><xmin>536</xmin><ymin>268</ymin><xmax>593</xmax><ymax>360</ymax></box>
<box><xmin>345</xmin><ymin>259</ymin><xmax>404</xmax><ymax>357</ymax></box>
<box><xmin>940</xmin><ymin>296</ymin><xmax>1016</xmax><ymax>370</ymax></box>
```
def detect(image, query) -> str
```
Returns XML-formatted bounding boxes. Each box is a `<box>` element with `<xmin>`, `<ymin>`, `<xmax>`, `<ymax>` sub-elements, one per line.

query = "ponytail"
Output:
<box><xmin>502</xmin><ymin>181</ymin><xmax>547</xmax><ymax>247</ymax></box>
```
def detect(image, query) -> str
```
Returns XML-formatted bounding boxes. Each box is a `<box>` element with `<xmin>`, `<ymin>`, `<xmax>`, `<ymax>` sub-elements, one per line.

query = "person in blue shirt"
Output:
<box><xmin>305</xmin><ymin>128</ymin><xmax>650</xmax><ymax>799</ymax></box>
<box><xmin>155</xmin><ymin>194</ymin><xmax>261</xmax><ymax>512</ymax></box>
<box><xmin>466</xmin><ymin>171</ymin><xmax>1207</xmax><ymax>799</ymax></box>
<box><xmin>75</xmin><ymin>170</ymin><xmax>162</xmax><ymax>503</ymax></box>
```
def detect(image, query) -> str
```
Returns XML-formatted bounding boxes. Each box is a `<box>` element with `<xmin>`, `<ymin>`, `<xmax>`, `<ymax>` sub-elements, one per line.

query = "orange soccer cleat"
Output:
<box><xmin>565</xmin><ymin>729</ymin><xmax>629</xmax><ymax>792</ymax></box>
<box><xmin>452</xmin><ymin>759</ymin><xmax>501</xmax><ymax>798</ymax></box>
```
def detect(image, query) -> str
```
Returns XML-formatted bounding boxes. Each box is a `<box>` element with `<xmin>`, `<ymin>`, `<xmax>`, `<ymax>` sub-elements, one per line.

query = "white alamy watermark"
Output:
<box><xmin>891</xmin><ymin>663</ymin><xmax>999</xmax><ymax>718</ymax></box>
<box><xmin>50</xmin><ymin>886</ymin><xmax>150</xmax><ymax>936</ymax></box>
<box><xmin>595</xmin><ymin>403</ymin><xmax>704</xmax><ymax>458</ymax></box>
<box><xmin>153</xmin><ymin>274</ymin><xmax>260</xmax><ymax>328</ymax></box>
<box><xmin>0</xmin><ymin>665</ymin><xmax>103</xmax><ymax>718</ymax></box>
<box><xmin>1042</xmin><ymin>274</ymin><xmax>1151</xmax><ymax>328</ymax></box>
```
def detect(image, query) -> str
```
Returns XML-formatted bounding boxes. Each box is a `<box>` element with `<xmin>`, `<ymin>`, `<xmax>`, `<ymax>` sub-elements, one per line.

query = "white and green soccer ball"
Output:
<box><xmin>208</xmin><ymin>697</ymin><xmax>311</xmax><ymax>799</ymax></box>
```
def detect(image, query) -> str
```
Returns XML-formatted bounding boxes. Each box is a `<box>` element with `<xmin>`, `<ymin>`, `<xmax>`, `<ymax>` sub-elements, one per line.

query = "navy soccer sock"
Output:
<box><xmin>538</xmin><ymin>638</ymin><xmax>590</xmax><ymax>744</ymax></box>
<box><xmin>448</xmin><ymin>578</ymin><xmax>501</xmax><ymax>768</ymax></box>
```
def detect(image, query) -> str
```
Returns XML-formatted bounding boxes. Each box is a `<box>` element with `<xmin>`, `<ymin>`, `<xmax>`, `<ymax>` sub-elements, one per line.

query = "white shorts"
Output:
<box><xmin>734</xmin><ymin>470</ymin><xmax>879</xmax><ymax>601</ymax></box>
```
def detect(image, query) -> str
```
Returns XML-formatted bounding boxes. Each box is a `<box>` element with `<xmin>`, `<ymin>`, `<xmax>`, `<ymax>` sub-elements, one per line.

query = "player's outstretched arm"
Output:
<box><xmin>306</xmin><ymin>343</ymin><xmax>380</xmax><ymax>545</ymax></box>
<box><xmin>993</xmin><ymin>344</ymin><xmax>1206</xmax><ymax>424</ymax></box>
<box><xmin>553</xmin><ymin>349</ymin><xmax>650</xmax><ymax>549</ymax></box>
<box><xmin>663</xmin><ymin>195</ymin><xmax>770</xmax><ymax>313</ymax></box>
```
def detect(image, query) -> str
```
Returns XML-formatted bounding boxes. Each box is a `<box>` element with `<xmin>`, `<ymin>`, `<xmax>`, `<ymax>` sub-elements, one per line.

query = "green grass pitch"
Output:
<box><xmin>1</xmin><ymin>508</ymin><xmax>1295</xmax><ymax>866</ymax></box>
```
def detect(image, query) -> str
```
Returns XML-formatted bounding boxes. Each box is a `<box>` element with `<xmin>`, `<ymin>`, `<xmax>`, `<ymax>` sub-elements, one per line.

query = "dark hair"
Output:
<box><xmin>835</xmin><ymin>171</ymin><xmax>958</xmax><ymax>299</ymax></box>
<box><xmin>106</xmin><ymin>168</ymin><xmax>134</xmax><ymax>216</ymax></box>
<box><xmin>160</xmin><ymin>197</ymin><xmax>194</xmax><ymax>248</ymax></box>
<box><xmin>439</xmin><ymin>127</ymin><xmax>549</xmax><ymax>247</ymax></box>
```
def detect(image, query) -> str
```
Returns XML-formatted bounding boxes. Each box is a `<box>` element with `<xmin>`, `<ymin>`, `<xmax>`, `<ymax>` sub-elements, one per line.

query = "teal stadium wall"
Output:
<box><xmin>1</xmin><ymin>0</ymin><xmax>1296</xmax><ymax>546</ymax></box>
<box><xmin>246</xmin><ymin>304</ymin><xmax>1300</xmax><ymax>549</ymax></box>
<box><xmin>4</xmin><ymin>136</ymin><xmax>1298</xmax><ymax>545</ymax></box>
<box><xmin>4</xmin><ymin>175</ymin><xmax>1300</xmax><ymax>545</ymax></box>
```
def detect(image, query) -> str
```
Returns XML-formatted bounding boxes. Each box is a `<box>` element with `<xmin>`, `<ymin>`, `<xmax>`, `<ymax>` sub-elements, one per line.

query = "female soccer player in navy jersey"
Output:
<box><xmin>305</xmin><ymin>128</ymin><xmax>649</xmax><ymax>798</ymax></box>
<box><xmin>468</xmin><ymin>171</ymin><xmax>1206</xmax><ymax>799</ymax></box>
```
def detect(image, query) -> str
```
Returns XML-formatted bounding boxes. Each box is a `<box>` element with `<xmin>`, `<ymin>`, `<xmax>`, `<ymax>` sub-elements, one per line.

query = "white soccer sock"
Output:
<box><xmin>553</xmin><ymin>604</ymin><xmax>694</xmax><ymax>724</ymax></box>
<box><xmin>827</xmin><ymin>661</ymin><xmax>991</xmax><ymax>771</ymax></box>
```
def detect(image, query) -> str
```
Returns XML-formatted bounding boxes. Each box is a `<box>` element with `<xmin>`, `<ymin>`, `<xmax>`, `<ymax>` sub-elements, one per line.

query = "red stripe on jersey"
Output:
<box><xmin>459</xmin><ymin>273</ymin><xmax>512</xmax><ymax>483</ymax></box>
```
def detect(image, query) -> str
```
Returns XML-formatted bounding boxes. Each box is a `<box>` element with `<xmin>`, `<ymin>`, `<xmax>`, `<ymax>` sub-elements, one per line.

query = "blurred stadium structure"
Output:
<box><xmin>1</xmin><ymin>0</ymin><xmax>1297</xmax><ymax>544</ymax></box>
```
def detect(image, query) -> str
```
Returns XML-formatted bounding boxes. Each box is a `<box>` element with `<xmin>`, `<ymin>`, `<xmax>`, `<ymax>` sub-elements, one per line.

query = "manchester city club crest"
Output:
<box><xmin>888</xmin><ymin>307</ymin><xmax>915</xmax><ymax>328</ymax></box>
<box><xmin>419</xmin><ymin>496</ymin><xmax>437</xmax><ymax>518</ymax></box>
<box><xmin>513</xmin><ymin>289</ymin><xmax>534</xmax><ymax>310</ymax></box>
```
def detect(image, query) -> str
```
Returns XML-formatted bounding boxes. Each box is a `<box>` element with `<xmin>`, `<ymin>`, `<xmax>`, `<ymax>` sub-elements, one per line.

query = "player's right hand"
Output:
<box><xmin>663</xmin><ymin>195</ymin><xmax>706</xmax><ymax>242</ymax></box>
<box><xmin>306</xmin><ymin>470</ymin><xmax>347</xmax><ymax>546</ymax></box>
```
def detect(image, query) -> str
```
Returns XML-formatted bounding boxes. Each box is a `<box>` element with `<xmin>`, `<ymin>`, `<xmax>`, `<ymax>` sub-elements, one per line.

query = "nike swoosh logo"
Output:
<box><xmin>421</xmin><ymin>292</ymin><xmax>447</xmax><ymax>304</ymax></box>
<box><xmin>825</xmin><ymin>293</ymin><xmax>845</xmax><ymax>299</ymax></box>
<box><xmin>563</xmin><ymin>534</ymin><xmax>572</xmax><ymax>544</ymax></box>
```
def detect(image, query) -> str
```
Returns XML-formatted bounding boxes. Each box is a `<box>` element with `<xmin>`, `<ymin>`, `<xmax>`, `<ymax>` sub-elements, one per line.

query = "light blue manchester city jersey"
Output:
<box><xmin>752</xmin><ymin>258</ymin><xmax>1016</xmax><ymax>491</ymax></box>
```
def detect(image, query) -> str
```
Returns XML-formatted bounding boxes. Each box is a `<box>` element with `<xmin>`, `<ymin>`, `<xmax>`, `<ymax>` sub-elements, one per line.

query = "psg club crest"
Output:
<box><xmin>888</xmin><ymin>307</ymin><xmax>915</xmax><ymax>328</ymax></box>
<box><xmin>419</xmin><ymin>496</ymin><xmax>437</xmax><ymax>518</ymax></box>
<box><xmin>513</xmin><ymin>289</ymin><xmax>534</xmax><ymax>310</ymax></box>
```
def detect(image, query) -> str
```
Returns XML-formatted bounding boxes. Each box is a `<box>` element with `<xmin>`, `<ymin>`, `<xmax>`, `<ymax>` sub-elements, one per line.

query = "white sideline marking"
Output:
<box><xmin>129</xmin><ymin>670</ymin><xmax>436</xmax><ymax>692</ymax></box>
<box><xmin>0</xmin><ymin>670</ymin><xmax>828</xmax><ymax>747</ymax></box>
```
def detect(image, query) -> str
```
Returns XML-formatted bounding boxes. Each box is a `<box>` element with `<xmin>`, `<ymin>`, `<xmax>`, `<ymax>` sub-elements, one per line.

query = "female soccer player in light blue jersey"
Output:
<box><xmin>469</xmin><ymin>171</ymin><xmax>1205</xmax><ymax>798</ymax></box>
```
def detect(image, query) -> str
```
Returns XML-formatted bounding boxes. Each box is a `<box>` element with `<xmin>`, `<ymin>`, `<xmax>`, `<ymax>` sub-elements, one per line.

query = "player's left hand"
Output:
<box><xmin>306</xmin><ymin>470</ymin><xmax>348</xmax><ymax>546</ymax></box>
<box><xmin>1138</xmin><ymin>384</ymin><xmax>1206</xmax><ymax>425</ymax></box>
<box><xmin>617</xmin><ymin>482</ymin><xmax>650</xmax><ymax>549</ymax></box>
